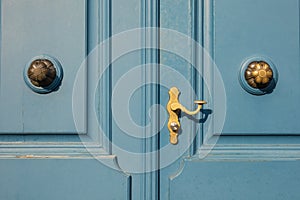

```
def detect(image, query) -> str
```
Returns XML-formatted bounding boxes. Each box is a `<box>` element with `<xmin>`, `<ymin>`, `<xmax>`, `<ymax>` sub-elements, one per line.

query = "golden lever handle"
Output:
<box><xmin>167</xmin><ymin>87</ymin><xmax>206</xmax><ymax>145</ymax></box>
<box><xmin>170</xmin><ymin>101</ymin><xmax>206</xmax><ymax>115</ymax></box>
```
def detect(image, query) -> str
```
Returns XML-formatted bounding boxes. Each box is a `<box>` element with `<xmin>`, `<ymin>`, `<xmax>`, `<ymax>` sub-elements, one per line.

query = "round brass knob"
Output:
<box><xmin>24</xmin><ymin>55</ymin><xmax>63</xmax><ymax>94</ymax></box>
<box><xmin>245</xmin><ymin>61</ymin><xmax>273</xmax><ymax>89</ymax></box>
<box><xmin>27</xmin><ymin>59</ymin><xmax>56</xmax><ymax>87</ymax></box>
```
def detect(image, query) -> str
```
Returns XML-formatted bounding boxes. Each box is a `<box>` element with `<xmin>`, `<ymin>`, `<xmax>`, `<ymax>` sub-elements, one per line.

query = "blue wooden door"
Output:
<box><xmin>1</xmin><ymin>0</ymin><xmax>300</xmax><ymax>200</ymax></box>
<box><xmin>159</xmin><ymin>0</ymin><xmax>300</xmax><ymax>199</ymax></box>
<box><xmin>0</xmin><ymin>0</ymin><xmax>132</xmax><ymax>199</ymax></box>
<box><xmin>0</xmin><ymin>0</ymin><xmax>160</xmax><ymax>199</ymax></box>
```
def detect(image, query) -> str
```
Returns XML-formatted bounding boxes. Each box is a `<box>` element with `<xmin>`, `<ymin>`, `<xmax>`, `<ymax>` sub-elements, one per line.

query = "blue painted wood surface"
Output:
<box><xmin>1</xmin><ymin>0</ymin><xmax>300</xmax><ymax>199</ymax></box>
<box><xmin>0</xmin><ymin>158</ymin><xmax>130</xmax><ymax>200</ymax></box>
<box><xmin>170</xmin><ymin>160</ymin><xmax>300</xmax><ymax>200</ymax></box>
<box><xmin>215</xmin><ymin>0</ymin><xmax>300</xmax><ymax>135</ymax></box>
<box><xmin>159</xmin><ymin>0</ymin><xmax>300</xmax><ymax>199</ymax></box>
<box><xmin>0</xmin><ymin>0</ymin><xmax>86</xmax><ymax>134</ymax></box>
<box><xmin>0</xmin><ymin>1</ymin><xmax>131</xmax><ymax>199</ymax></box>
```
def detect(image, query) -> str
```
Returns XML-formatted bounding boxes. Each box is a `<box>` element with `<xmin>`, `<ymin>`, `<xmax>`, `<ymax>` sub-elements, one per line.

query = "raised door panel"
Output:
<box><xmin>0</xmin><ymin>0</ymin><xmax>86</xmax><ymax>133</ymax></box>
<box><xmin>214</xmin><ymin>0</ymin><xmax>300</xmax><ymax>135</ymax></box>
<box><xmin>169</xmin><ymin>160</ymin><xmax>300</xmax><ymax>200</ymax></box>
<box><xmin>0</xmin><ymin>158</ymin><xmax>130</xmax><ymax>200</ymax></box>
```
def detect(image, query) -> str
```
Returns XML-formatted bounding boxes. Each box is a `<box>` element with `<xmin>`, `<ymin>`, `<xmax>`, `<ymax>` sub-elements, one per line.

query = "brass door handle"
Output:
<box><xmin>167</xmin><ymin>87</ymin><xmax>206</xmax><ymax>145</ymax></box>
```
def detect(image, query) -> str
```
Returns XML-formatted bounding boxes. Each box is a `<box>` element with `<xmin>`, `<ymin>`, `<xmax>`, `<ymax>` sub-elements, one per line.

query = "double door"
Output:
<box><xmin>1</xmin><ymin>0</ymin><xmax>300</xmax><ymax>199</ymax></box>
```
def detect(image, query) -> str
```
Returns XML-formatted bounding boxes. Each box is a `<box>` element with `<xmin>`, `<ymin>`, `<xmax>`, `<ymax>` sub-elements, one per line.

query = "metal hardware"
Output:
<box><xmin>167</xmin><ymin>87</ymin><xmax>206</xmax><ymax>145</ymax></box>
<box><xmin>170</xmin><ymin>122</ymin><xmax>179</xmax><ymax>132</ymax></box>
<box><xmin>24</xmin><ymin>55</ymin><xmax>63</xmax><ymax>94</ymax></box>
<box><xmin>239</xmin><ymin>56</ymin><xmax>278</xmax><ymax>95</ymax></box>
<box><xmin>27</xmin><ymin>59</ymin><xmax>56</xmax><ymax>87</ymax></box>
<box><xmin>245</xmin><ymin>61</ymin><xmax>273</xmax><ymax>89</ymax></box>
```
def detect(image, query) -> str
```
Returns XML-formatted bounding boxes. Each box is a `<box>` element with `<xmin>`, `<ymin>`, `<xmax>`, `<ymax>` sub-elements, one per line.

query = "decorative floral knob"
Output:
<box><xmin>245</xmin><ymin>61</ymin><xmax>273</xmax><ymax>89</ymax></box>
<box><xmin>27</xmin><ymin>59</ymin><xmax>57</xmax><ymax>87</ymax></box>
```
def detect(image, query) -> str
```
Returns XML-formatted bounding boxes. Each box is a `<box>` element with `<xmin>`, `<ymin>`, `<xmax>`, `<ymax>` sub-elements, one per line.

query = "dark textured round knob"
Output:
<box><xmin>245</xmin><ymin>61</ymin><xmax>273</xmax><ymax>89</ymax></box>
<box><xmin>27</xmin><ymin>59</ymin><xmax>56</xmax><ymax>87</ymax></box>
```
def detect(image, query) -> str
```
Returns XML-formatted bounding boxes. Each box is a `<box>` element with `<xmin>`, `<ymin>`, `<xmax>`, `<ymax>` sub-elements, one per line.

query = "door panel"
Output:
<box><xmin>169</xmin><ymin>160</ymin><xmax>300</xmax><ymax>200</ymax></box>
<box><xmin>0</xmin><ymin>0</ymin><xmax>86</xmax><ymax>134</ymax></box>
<box><xmin>215</xmin><ymin>0</ymin><xmax>300</xmax><ymax>135</ymax></box>
<box><xmin>0</xmin><ymin>158</ymin><xmax>129</xmax><ymax>200</ymax></box>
